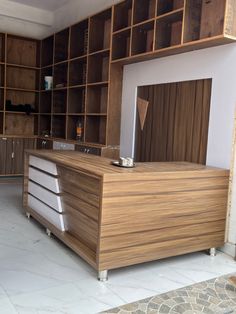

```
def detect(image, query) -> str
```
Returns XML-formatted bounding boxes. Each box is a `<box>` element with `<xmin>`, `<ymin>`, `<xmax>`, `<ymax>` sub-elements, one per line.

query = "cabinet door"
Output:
<box><xmin>0</xmin><ymin>137</ymin><xmax>7</xmax><ymax>175</ymax></box>
<box><xmin>13</xmin><ymin>138</ymin><xmax>24</xmax><ymax>175</ymax></box>
<box><xmin>5</xmin><ymin>138</ymin><xmax>14</xmax><ymax>175</ymax></box>
<box><xmin>75</xmin><ymin>145</ymin><xmax>101</xmax><ymax>155</ymax></box>
<box><xmin>13</xmin><ymin>138</ymin><xmax>36</xmax><ymax>175</ymax></box>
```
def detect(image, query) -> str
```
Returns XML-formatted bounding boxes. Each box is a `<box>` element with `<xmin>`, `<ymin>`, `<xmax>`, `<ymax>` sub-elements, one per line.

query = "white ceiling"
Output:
<box><xmin>7</xmin><ymin>0</ymin><xmax>71</xmax><ymax>11</ymax></box>
<box><xmin>0</xmin><ymin>0</ymin><xmax>121</xmax><ymax>38</ymax></box>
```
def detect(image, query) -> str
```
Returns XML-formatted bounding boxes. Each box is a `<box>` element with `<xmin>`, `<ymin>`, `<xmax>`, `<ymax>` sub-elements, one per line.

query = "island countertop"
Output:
<box><xmin>25</xmin><ymin>149</ymin><xmax>228</xmax><ymax>178</ymax></box>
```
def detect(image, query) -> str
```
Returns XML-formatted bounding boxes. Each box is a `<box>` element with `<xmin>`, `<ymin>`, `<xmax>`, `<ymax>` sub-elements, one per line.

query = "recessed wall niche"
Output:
<box><xmin>135</xmin><ymin>79</ymin><xmax>212</xmax><ymax>164</ymax></box>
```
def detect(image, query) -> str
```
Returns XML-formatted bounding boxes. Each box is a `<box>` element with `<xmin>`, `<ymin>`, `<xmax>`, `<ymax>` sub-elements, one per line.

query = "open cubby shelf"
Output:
<box><xmin>87</xmin><ymin>85</ymin><xmax>108</xmax><ymax>114</ymax></box>
<box><xmin>87</xmin><ymin>51</ymin><xmax>109</xmax><ymax>84</ymax></box>
<box><xmin>39</xmin><ymin>115</ymin><xmax>51</xmax><ymax>137</ymax></box>
<box><xmin>85</xmin><ymin>116</ymin><xmax>106</xmax><ymax>145</ymax></box>
<box><xmin>68</xmin><ymin>87</ymin><xmax>86</xmax><ymax>114</ymax></box>
<box><xmin>7</xmin><ymin>65</ymin><xmax>39</xmax><ymax>90</ymax></box>
<box><xmin>113</xmin><ymin>0</ymin><xmax>133</xmax><ymax>32</ymax></box>
<box><xmin>5</xmin><ymin>112</ymin><xmax>38</xmax><ymax>136</ymax></box>
<box><xmin>41</xmin><ymin>36</ymin><xmax>54</xmax><ymax>67</ymax></box>
<box><xmin>7</xmin><ymin>35</ymin><xmax>40</xmax><ymax>67</ymax></box>
<box><xmin>112</xmin><ymin>29</ymin><xmax>131</xmax><ymax>60</ymax></box>
<box><xmin>0</xmin><ymin>34</ymin><xmax>5</xmax><ymax>63</ymax></box>
<box><xmin>6</xmin><ymin>89</ymin><xmax>39</xmax><ymax>112</ymax></box>
<box><xmin>53</xmin><ymin>90</ymin><xmax>67</xmax><ymax>113</ymax></box>
<box><xmin>54</xmin><ymin>28</ymin><xmax>69</xmax><ymax>63</ymax></box>
<box><xmin>155</xmin><ymin>10</ymin><xmax>183</xmax><ymax>49</ymax></box>
<box><xmin>183</xmin><ymin>0</ymin><xmax>226</xmax><ymax>43</ymax></box>
<box><xmin>70</xmin><ymin>20</ymin><xmax>88</xmax><ymax>59</ymax></box>
<box><xmin>40</xmin><ymin>66</ymin><xmax>53</xmax><ymax>90</ymax></box>
<box><xmin>40</xmin><ymin>91</ymin><xmax>52</xmax><ymax>113</ymax></box>
<box><xmin>54</xmin><ymin>62</ymin><xmax>68</xmax><ymax>88</ymax></box>
<box><xmin>132</xmin><ymin>21</ymin><xmax>154</xmax><ymax>55</ymax></box>
<box><xmin>133</xmin><ymin>0</ymin><xmax>156</xmax><ymax>25</ymax></box>
<box><xmin>0</xmin><ymin>66</ymin><xmax>4</xmax><ymax>87</ymax></box>
<box><xmin>89</xmin><ymin>9</ymin><xmax>111</xmax><ymax>53</ymax></box>
<box><xmin>0</xmin><ymin>89</ymin><xmax>4</xmax><ymax>110</ymax></box>
<box><xmin>69</xmin><ymin>58</ymin><xmax>87</xmax><ymax>86</ymax></box>
<box><xmin>52</xmin><ymin>115</ymin><xmax>66</xmax><ymax>138</ymax></box>
<box><xmin>67</xmin><ymin>115</ymin><xmax>84</xmax><ymax>141</ymax></box>
<box><xmin>157</xmin><ymin>0</ymin><xmax>184</xmax><ymax>16</ymax></box>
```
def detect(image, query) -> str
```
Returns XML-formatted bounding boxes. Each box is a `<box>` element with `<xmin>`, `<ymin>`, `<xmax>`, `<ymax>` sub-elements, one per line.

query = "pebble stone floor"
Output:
<box><xmin>102</xmin><ymin>273</ymin><xmax>236</xmax><ymax>313</ymax></box>
<box><xmin>0</xmin><ymin>179</ymin><xmax>236</xmax><ymax>314</ymax></box>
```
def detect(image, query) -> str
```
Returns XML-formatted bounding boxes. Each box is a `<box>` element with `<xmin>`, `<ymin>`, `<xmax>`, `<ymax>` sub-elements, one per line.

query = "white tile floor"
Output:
<box><xmin>0</xmin><ymin>181</ymin><xmax>236</xmax><ymax>314</ymax></box>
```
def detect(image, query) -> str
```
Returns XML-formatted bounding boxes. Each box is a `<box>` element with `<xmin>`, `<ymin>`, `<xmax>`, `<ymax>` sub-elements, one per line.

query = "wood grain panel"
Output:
<box><xmin>5</xmin><ymin>114</ymin><xmax>34</xmax><ymax>136</ymax></box>
<box><xmin>100</xmin><ymin>220</ymin><xmax>226</xmax><ymax>251</ymax></box>
<box><xmin>5</xmin><ymin>138</ymin><xmax>13</xmax><ymax>174</ymax></box>
<box><xmin>135</xmin><ymin>79</ymin><xmax>212</xmax><ymax>164</ymax></box>
<box><xmin>200</xmin><ymin>0</ymin><xmax>225</xmax><ymax>39</ymax></box>
<box><xmin>58</xmin><ymin>166</ymin><xmax>100</xmax><ymax>208</ymax></box>
<box><xmin>7</xmin><ymin>67</ymin><xmax>37</xmax><ymax>90</ymax></box>
<box><xmin>101</xmin><ymin>190</ymin><xmax>228</xmax><ymax>235</ymax></box>
<box><xmin>58</xmin><ymin>165</ymin><xmax>101</xmax><ymax>253</ymax></box>
<box><xmin>99</xmin><ymin>232</ymin><xmax>225</xmax><ymax>270</ymax></box>
<box><xmin>13</xmin><ymin>138</ymin><xmax>24</xmax><ymax>174</ymax></box>
<box><xmin>0</xmin><ymin>138</ymin><xmax>7</xmax><ymax>175</ymax></box>
<box><xmin>7</xmin><ymin>36</ymin><xmax>38</xmax><ymax>67</ymax></box>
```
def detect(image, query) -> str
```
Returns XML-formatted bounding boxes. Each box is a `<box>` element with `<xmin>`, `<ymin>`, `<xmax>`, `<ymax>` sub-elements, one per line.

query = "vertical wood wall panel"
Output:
<box><xmin>135</xmin><ymin>79</ymin><xmax>212</xmax><ymax>164</ymax></box>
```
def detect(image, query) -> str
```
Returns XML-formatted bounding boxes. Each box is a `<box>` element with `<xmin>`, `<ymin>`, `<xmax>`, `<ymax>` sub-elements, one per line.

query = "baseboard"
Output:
<box><xmin>220</xmin><ymin>242</ymin><xmax>236</xmax><ymax>259</ymax></box>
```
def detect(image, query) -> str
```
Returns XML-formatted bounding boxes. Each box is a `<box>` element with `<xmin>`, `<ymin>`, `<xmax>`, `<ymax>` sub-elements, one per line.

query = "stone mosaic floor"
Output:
<box><xmin>102</xmin><ymin>273</ymin><xmax>236</xmax><ymax>314</ymax></box>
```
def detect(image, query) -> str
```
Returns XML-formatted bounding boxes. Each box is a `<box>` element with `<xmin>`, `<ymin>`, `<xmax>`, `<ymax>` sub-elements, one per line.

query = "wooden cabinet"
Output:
<box><xmin>0</xmin><ymin>137</ymin><xmax>35</xmax><ymax>175</ymax></box>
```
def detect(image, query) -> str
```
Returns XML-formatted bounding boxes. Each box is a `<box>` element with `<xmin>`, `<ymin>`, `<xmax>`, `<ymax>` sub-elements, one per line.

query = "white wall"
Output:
<box><xmin>120</xmin><ymin>43</ymin><xmax>236</xmax><ymax>253</ymax></box>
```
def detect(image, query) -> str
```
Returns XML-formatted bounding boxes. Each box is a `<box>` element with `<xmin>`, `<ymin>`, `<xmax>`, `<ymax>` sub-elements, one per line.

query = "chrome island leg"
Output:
<box><xmin>98</xmin><ymin>270</ymin><xmax>108</xmax><ymax>282</ymax></box>
<box><xmin>46</xmin><ymin>228</ymin><xmax>52</xmax><ymax>237</ymax></box>
<box><xmin>26</xmin><ymin>212</ymin><xmax>31</xmax><ymax>219</ymax></box>
<box><xmin>209</xmin><ymin>248</ymin><xmax>216</xmax><ymax>257</ymax></box>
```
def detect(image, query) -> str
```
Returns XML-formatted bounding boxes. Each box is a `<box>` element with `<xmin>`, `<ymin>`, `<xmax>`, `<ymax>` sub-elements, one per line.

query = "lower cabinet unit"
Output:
<box><xmin>0</xmin><ymin>137</ymin><xmax>35</xmax><ymax>175</ymax></box>
<box><xmin>23</xmin><ymin>151</ymin><xmax>230</xmax><ymax>281</ymax></box>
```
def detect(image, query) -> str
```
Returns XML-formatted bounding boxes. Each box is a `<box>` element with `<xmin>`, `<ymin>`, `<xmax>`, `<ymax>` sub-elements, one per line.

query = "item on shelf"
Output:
<box><xmin>44</xmin><ymin>76</ymin><xmax>53</xmax><ymax>90</ymax></box>
<box><xmin>41</xmin><ymin>131</ymin><xmax>50</xmax><ymax>137</ymax></box>
<box><xmin>55</xmin><ymin>83</ymin><xmax>65</xmax><ymax>88</ymax></box>
<box><xmin>6</xmin><ymin>100</ymin><xmax>36</xmax><ymax>115</ymax></box>
<box><xmin>112</xmin><ymin>157</ymin><xmax>135</xmax><ymax>168</ymax></box>
<box><xmin>76</xmin><ymin>120</ymin><xmax>83</xmax><ymax>141</ymax></box>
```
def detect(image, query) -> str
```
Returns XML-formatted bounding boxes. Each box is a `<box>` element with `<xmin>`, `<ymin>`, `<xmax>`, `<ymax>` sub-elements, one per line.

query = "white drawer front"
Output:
<box><xmin>29</xmin><ymin>167</ymin><xmax>60</xmax><ymax>193</ymax></box>
<box><xmin>29</xmin><ymin>156</ymin><xmax>58</xmax><ymax>176</ymax></box>
<box><xmin>28</xmin><ymin>195</ymin><xmax>65</xmax><ymax>231</ymax></box>
<box><xmin>28</xmin><ymin>181</ymin><xmax>63</xmax><ymax>213</ymax></box>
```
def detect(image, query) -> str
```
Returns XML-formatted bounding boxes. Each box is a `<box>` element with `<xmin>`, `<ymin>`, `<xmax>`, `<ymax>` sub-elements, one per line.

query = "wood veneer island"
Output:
<box><xmin>23</xmin><ymin>150</ymin><xmax>229</xmax><ymax>281</ymax></box>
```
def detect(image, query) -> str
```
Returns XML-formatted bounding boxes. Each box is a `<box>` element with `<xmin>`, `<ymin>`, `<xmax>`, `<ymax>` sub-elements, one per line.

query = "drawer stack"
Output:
<box><xmin>27</xmin><ymin>156</ymin><xmax>66</xmax><ymax>231</ymax></box>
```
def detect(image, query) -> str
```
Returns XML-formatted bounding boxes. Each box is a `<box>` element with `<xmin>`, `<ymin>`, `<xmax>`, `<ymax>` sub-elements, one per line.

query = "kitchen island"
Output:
<box><xmin>23</xmin><ymin>150</ymin><xmax>229</xmax><ymax>281</ymax></box>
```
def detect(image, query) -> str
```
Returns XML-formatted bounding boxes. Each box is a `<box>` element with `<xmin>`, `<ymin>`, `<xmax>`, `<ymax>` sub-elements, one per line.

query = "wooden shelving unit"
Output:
<box><xmin>111</xmin><ymin>0</ymin><xmax>236</xmax><ymax>63</ymax></box>
<box><xmin>35</xmin><ymin>0</ymin><xmax>236</xmax><ymax>148</ymax></box>
<box><xmin>39</xmin><ymin>6</ymin><xmax>120</xmax><ymax>146</ymax></box>
<box><xmin>0</xmin><ymin>34</ymin><xmax>41</xmax><ymax>138</ymax></box>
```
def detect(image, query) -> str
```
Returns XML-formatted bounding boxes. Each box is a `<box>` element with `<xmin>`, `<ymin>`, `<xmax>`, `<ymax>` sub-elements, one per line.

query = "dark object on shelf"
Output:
<box><xmin>6</xmin><ymin>100</ymin><xmax>36</xmax><ymax>115</ymax></box>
